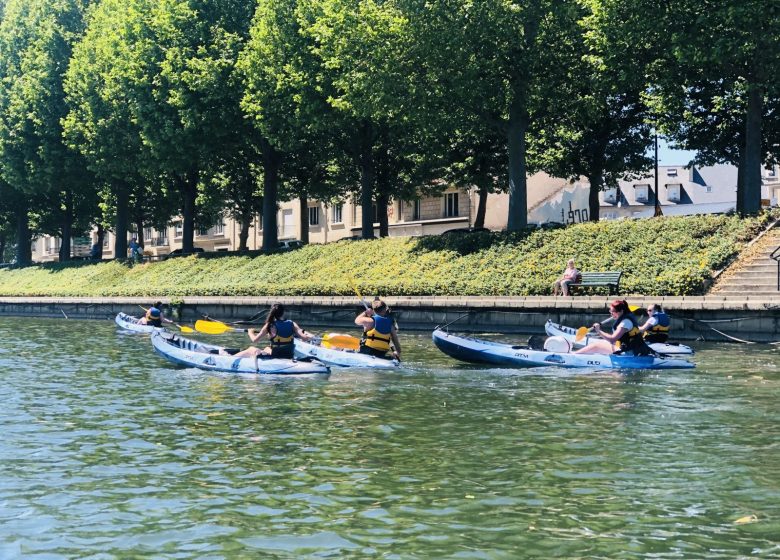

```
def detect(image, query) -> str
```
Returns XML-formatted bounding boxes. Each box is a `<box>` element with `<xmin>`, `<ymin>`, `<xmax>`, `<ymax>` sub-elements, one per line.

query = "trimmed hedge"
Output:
<box><xmin>0</xmin><ymin>213</ymin><xmax>773</xmax><ymax>297</ymax></box>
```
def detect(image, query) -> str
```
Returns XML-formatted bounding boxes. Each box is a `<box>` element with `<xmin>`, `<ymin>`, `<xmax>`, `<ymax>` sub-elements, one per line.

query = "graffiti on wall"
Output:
<box><xmin>560</xmin><ymin>201</ymin><xmax>589</xmax><ymax>224</ymax></box>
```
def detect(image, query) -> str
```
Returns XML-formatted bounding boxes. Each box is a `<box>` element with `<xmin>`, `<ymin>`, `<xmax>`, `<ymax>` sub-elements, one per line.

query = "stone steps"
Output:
<box><xmin>711</xmin><ymin>224</ymin><xmax>780</xmax><ymax>294</ymax></box>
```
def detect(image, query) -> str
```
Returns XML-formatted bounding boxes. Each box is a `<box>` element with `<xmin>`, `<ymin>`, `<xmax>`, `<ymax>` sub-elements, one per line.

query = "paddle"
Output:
<box><xmin>194</xmin><ymin>319</ymin><xmax>249</xmax><ymax>334</ymax></box>
<box><xmin>314</xmin><ymin>333</ymin><xmax>361</xmax><ymax>351</ymax></box>
<box><xmin>574</xmin><ymin>305</ymin><xmax>641</xmax><ymax>342</ymax></box>
<box><xmin>139</xmin><ymin>305</ymin><xmax>193</xmax><ymax>333</ymax></box>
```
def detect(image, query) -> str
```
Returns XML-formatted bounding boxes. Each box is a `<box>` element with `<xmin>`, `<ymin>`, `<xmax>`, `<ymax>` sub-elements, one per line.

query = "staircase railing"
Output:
<box><xmin>771</xmin><ymin>245</ymin><xmax>780</xmax><ymax>291</ymax></box>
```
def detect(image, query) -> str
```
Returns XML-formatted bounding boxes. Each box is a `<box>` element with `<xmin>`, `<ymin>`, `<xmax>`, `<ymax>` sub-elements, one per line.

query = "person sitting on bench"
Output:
<box><xmin>552</xmin><ymin>259</ymin><xmax>581</xmax><ymax>296</ymax></box>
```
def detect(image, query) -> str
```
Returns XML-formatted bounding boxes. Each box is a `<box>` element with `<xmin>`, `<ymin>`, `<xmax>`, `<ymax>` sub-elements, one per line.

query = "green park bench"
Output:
<box><xmin>569</xmin><ymin>271</ymin><xmax>623</xmax><ymax>295</ymax></box>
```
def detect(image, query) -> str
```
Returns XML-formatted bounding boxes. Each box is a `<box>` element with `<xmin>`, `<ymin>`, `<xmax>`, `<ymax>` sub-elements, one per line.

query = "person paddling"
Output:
<box><xmin>139</xmin><ymin>301</ymin><xmax>173</xmax><ymax>327</ymax></box>
<box><xmin>233</xmin><ymin>303</ymin><xmax>312</xmax><ymax>359</ymax></box>
<box><xmin>639</xmin><ymin>304</ymin><xmax>671</xmax><ymax>343</ymax></box>
<box><xmin>574</xmin><ymin>299</ymin><xmax>651</xmax><ymax>356</ymax></box>
<box><xmin>355</xmin><ymin>299</ymin><xmax>401</xmax><ymax>361</ymax></box>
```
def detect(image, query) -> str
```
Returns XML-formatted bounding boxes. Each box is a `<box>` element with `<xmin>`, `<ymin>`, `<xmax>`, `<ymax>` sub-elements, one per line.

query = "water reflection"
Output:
<box><xmin>0</xmin><ymin>317</ymin><xmax>778</xmax><ymax>558</ymax></box>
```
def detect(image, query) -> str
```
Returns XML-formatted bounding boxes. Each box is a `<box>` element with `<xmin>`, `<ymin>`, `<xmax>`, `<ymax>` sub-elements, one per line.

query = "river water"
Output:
<box><xmin>1</xmin><ymin>316</ymin><xmax>778</xmax><ymax>559</ymax></box>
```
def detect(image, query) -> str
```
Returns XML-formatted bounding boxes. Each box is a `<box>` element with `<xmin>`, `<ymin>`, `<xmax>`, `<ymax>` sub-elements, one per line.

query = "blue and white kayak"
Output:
<box><xmin>151</xmin><ymin>331</ymin><xmax>330</xmax><ymax>375</ymax></box>
<box><xmin>115</xmin><ymin>312</ymin><xmax>161</xmax><ymax>333</ymax></box>
<box><xmin>294</xmin><ymin>338</ymin><xmax>400</xmax><ymax>369</ymax></box>
<box><xmin>545</xmin><ymin>320</ymin><xmax>694</xmax><ymax>355</ymax></box>
<box><xmin>432</xmin><ymin>329</ymin><xmax>695</xmax><ymax>370</ymax></box>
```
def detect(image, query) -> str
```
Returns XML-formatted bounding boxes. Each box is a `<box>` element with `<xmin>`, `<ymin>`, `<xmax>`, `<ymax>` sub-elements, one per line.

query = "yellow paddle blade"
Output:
<box><xmin>629</xmin><ymin>305</ymin><xmax>640</xmax><ymax>312</ymax></box>
<box><xmin>195</xmin><ymin>319</ymin><xmax>232</xmax><ymax>335</ymax></box>
<box><xmin>574</xmin><ymin>326</ymin><xmax>590</xmax><ymax>342</ymax></box>
<box><xmin>322</xmin><ymin>333</ymin><xmax>360</xmax><ymax>350</ymax></box>
<box><xmin>178</xmin><ymin>324</ymin><xmax>194</xmax><ymax>334</ymax></box>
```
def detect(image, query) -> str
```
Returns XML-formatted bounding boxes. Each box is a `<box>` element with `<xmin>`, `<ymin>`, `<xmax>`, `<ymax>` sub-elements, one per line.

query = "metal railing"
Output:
<box><xmin>771</xmin><ymin>245</ymin><xmax>780</xmax><ymax>291</ymax></box>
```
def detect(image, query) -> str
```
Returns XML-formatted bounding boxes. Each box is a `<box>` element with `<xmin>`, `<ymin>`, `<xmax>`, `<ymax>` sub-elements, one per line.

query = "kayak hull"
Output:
<box><xmin>432</xmin><ymin>329</ymin><xmax>695</xmax><ymax>370</ymax></box>
<box><xmin>544</xmin><ymin>320</ymin><xmax>694</xmax><ymax>355</ymax></box>
<box><xmin>115</xmin><ymin>312</ymin><xmax>161</xmax><ymax>333</ymax></box>
<box><xmin>294</xmin><ymin>338</ymin><xmax>399</xmax><ymax>369</ymax></box>
<box><xmin>151</xmin><ymin>331</ymin><xmax>330</xmax><ymax>375</ymax></box>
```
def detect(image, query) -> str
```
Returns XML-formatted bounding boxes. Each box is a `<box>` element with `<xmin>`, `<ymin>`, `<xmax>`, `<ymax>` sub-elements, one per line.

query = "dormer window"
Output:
<box><xmin>666</xmin><ymin>183</ymin><xmax>682</xmax><ymax>202</ymax></box>
<box><xmin>634</xmin><ymin>184</ymin><xmax>650</xmax><ymax>203</ymax></box>
<box><xmin>666</xmin><ymin>168</ymin><xmax>678</xmax><ymax>177</ymax></box>
<box><xmin>603</xmin><ymin>188</ymin><xmax>617</xmax><ymax>203</ymax></box>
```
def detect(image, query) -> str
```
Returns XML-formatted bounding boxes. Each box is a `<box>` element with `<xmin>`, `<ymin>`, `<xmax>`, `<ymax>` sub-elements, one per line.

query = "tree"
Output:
<box><xmin>534</xmin><ymin>0</ymin><xmax>653</xmax><ymax>221</ymax></box>
<box><xmin>400</xmin><ymin>0</ymin><xmax>585</xmax><ymax>231</ymax></box>
<box><xmin>639</xmin><ymin>0</ymin><xmax>780</xmax><ymax>215</ymax></box>
<box><xmin>0</xmin><ymin>0</ymin><xmax>95</xmax><ymax>264</ymax></box>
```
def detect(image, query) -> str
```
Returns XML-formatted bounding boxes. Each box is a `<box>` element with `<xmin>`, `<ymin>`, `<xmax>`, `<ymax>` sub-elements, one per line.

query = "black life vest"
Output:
<box><xmin>615</xmin><ymin>312</ymin><xmax>651</xmax><ymax>355</ymax></box>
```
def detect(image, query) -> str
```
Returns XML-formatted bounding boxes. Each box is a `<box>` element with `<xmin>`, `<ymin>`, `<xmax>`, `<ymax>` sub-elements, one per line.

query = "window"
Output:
<box><xmin>214</xmin><ymin>221</ymin><xmax>224</xmax><ymax>235</ymax></box>
<box><xmin>445</xmin><ymin>192</ymin><xmax>459</xmax><ymax>217</ymax></box>
<box><xmin>666</xmin><ymin>168</ymin><xmax>678</xmax><ymax>177</ymax></box>
<box><xmin>603</xmin><ymin>188</ymin><xmax>617</xmax><ymax>203</ymax></box>
<box><xmin>332</xmin><ymin>204</ymin><xmax>343</xmax><ymax>224</ymax></box>
<box><xmin>174</xmin><ymin>222</ymin><xmax>183</xmax><ymax>238</ymax></box>
<box><xmin>144</xmin><ymin>227</ymin><xmax>153</xmax><ymax>241</ymax></box>
<box><xmin>768</xmin><ymin>166</ymin><xmax>776</xmax><ymax>177</ymax></box>
<box><xmin>198</xmin><ymin>225</ymin><xmax>209</xmax><ymax>236</ymax></box>
<box><xmin>309</xmin><ymin>206</ymin><xmax>319</xmax><ymax>226</ymax></box>
<box><xmin>634</xmin><ymin>184</ymin><xmax>650</xmax><ymax>203</ymax></box>
<box><xmin>706</xmin><ymin>186</ymin><xmax>712</xmax><ymax>193</ymax></box>
<box><xmin>412</xmin><ymin>199</ymin><xmax>421</xmax><ymax>221</ymax></box>
<box><xmin>103</xmin><ymin>234</ymin><xmax>110</xmax><ymax>248</ymax></box>
<box><xmin>30</xmin><ymin>240</ymin><xmax>36</xmax><ymax>253</ymax></box>
<box><xmin>666</xmin><ymin>183</ymin><xmax>682</xmax><ymax>202</ymax></box>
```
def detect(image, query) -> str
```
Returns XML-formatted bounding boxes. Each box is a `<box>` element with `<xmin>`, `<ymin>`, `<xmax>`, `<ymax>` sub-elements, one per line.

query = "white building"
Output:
<box><xmin>30</xmin><ymin>164</ymin><xmax>779</xmax><ymax>262</ymax></box>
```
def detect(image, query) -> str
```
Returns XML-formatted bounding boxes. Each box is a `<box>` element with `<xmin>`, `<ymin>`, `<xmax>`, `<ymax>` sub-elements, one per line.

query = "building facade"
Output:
<box><xmin>30</xmin><ymin>165</ymin><xmax>780</xmax><ymax>262</ymax></box>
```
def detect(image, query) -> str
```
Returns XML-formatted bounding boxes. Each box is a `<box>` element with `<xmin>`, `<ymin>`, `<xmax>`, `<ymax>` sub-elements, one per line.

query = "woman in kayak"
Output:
<box><xmin>574</xmin><ymin>299</ymin><xmax>652</xmax><ymax>355</ymax></box>
<box><xmin>638</xmin><ymin>304</ymin><xmax>671</xmax><ymax>343</ymax></box>
<box><xmin>355</xmin><ymin>299</ymin><xmax>401</xmax><ymax>361</ymax></box>
<box><xmin>139</xmin><ymin>301</ymin><xmax>173</xmax><ymax>327</ymax></box>
<box><xmin>233</xmin><ymin>303</ymin><xmax>312</xmax><ymax>359</ymax></box>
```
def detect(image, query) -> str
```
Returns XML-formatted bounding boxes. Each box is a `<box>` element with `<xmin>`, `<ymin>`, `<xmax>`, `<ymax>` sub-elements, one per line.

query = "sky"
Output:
<box><xmin>653</xmin><ymin>137</ymin><xmax>697</xmax><ymax>166</ymax></box>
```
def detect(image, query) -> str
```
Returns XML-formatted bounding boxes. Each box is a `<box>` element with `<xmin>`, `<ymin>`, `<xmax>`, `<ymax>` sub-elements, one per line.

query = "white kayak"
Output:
<box><xmin>432</xmin><ymin>329</ymin><xmax>695</xmax><ymax>370</ymax></box>
<box><xmin>115</xmin><ymin>312</ymin><xmax>161</xmax><ymax>333</ymax></box>
<box><xmin>544</xmin><ymin>320</ymin><xmax>694</xmax><ymax>355</ymax></box>
<box><xmin>151</xmin><ymin>331</ymin><xmax>330</xmax><ymax>375</ymax></box>
<box><xmin>294</xmin><ymin>338</ymin><xmax>400</xmax><ymax>369</ymax></box>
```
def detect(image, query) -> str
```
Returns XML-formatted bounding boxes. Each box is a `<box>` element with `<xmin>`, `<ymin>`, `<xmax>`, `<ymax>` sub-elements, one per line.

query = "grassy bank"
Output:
<box><xmin>0</xmin><ymin>213</ymin><xmax>774</xmax><ymax>298</ymax></box>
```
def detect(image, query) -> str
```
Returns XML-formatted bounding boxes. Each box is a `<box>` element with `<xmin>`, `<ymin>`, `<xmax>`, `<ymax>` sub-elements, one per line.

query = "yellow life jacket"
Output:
<box><xmin>362</xmin><ymin>314</ymin><xmax>392</xmax><ymax>352</ymax></box>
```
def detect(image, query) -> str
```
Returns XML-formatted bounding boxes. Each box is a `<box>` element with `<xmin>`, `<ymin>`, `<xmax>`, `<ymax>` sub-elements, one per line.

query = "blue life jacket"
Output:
<box><xmin>271</xmin><ymin>319</ymin><xmax>294</xmax><ymax>347</ymax></box>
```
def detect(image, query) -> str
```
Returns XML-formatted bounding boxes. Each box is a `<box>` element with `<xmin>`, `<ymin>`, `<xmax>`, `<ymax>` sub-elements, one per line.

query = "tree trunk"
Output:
<box><xmin>742</xmin><ymin>84</ymin><xmax>763</xmax><ymax>215</ymax></box>
<box><xmin>736</xmin><ymin>149</ymin><xmax>745</xmax><ymax>214</ymax></box>
<box><xmin>377</xmin><ymin>192</ymin><xmax>389</xmax><ymax>237</ymax></box>
<box><xmin>180</xmin><ymin>171</ymin><xmax>198</xmax><ymax>253</ymax></box>
<box><xmin>95</xmin><ymin>223</ymin><xmax>104</xmax><ymax>259</ymax></box>
<box><xmin>474</xmin><ymin>185</ymin><xmax>489</xmax><ymax>229</ymax></box>
<box><xmin>506</xmin><ymin>102</ymin><xmax>529</xmax><ymax>231</ymax></box>
<box><xmin>261</xmin><ymin>138</ymin><xmax>280</xmax><ymax>251</ymax></box>
<box><xmin>358</xmin><ymin>122</ymin><xmax>376</xmax><ymax>239</ymax></box>
<box><xmin>134</xmin><ymin>218</ymin><xmax>144</xmax><ymax>250</ymax></box>
<box><xmin>59</xmin><ymin>189</ymin><xmax>73</xmax><ymax>262</ymax></box>
<box><xmin>16</xmin><ymin>205</ymin><xmax>31</xmax><ymax>266</ymax></box>
<box><xmin>114</xmin><ymin>181</ymin><xmax>129</xmax><ymax>259</ymax></box>
<box><xmin>0</xmin><ymin>232</ymin><xmax>5</xmax><ymax>262</ymax></box>
<box><xmin>299</xmin><ymin>195</ymin><xmax>309</xmax><ymax>244</ymax></box>
<box><xmin>587</xmin><ymin>173</ymin><xmax>603</xmax><ymax>222</ymax></box>
<box><xmin>238</xmin><ymin>213</ymin><xmax>251</xmax><ymax>251</ymax></box>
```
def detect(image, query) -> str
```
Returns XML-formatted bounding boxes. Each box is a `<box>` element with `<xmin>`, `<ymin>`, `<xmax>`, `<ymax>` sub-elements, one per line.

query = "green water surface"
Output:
<box><xmin>1</xmin><ymin>316</ymin><xmax>779</xmax><ymax>559</ymax></box>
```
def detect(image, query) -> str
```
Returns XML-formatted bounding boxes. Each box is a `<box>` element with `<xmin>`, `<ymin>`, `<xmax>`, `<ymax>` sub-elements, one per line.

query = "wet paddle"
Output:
<box><xmin>194</xmin><ymin>319</ymin><xmax>250</xmax><ymax>334</ymax></box>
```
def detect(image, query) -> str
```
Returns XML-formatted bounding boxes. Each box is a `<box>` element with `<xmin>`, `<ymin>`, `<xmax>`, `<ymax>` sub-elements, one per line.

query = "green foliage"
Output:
<box><xmin>0</xmin><ymin>214</ymin><xmax>771</xmax><ymax>297</ymax></box>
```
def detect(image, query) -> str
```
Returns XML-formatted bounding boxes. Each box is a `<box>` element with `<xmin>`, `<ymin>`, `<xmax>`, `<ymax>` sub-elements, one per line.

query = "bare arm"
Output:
<box><xmin>247</xmin><ymin>324</ymin><xmax>269</xmax><ymax>343</ymax></box>
<box><xmin>594</xmin><ymin>323</ymin><xmax>627</xmax><ymax>344</ymax></box>
<box><xmin>390</xmin><ymin>328</ymin><xmax>401</xmax><ymax>360</ymax></box>
<box><xmin>355</xmin><ymin>310</ymin><xmax>374</xmax><ymax>329</ymax></box>
<box><xmin>293</xmin><ymin>321</ymin><xmax>313</xmax><ymax>341</ymax></box>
